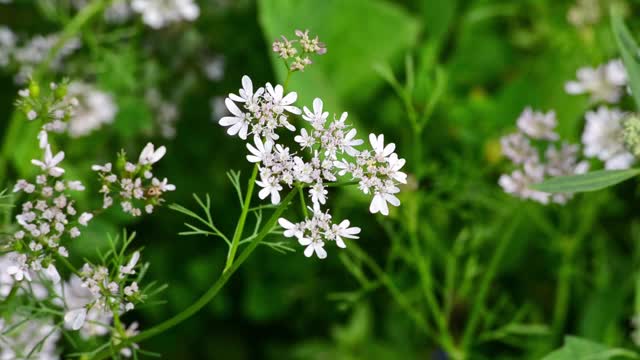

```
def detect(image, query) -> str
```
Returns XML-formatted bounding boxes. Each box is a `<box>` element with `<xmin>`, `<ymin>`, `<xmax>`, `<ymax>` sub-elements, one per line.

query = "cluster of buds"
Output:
<box><xmin>92</xmin><ymin>143</ymin><xmax>175</xmax><ymax>216</ymax></box>
<box><xmin>272</xmin><ymin>29</ymin><xmax>326</xmax><ymax>72</ymax></box>
<box><xmin>623</xmin><ymin>114</ymin><xmax>640</xmax><ymax>158</ymax></box>
<box><xmin>15</xmin><ymin>79</ymin><xmax>77</xmax><ymax>133</ymax></box>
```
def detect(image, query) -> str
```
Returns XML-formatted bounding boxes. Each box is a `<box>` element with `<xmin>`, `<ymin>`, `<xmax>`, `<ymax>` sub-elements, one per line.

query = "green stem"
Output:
<box><xmin>550</xmin><ymin>195</ymin><xmax>601</xmax><ymax>344</ymax></box>
<box><xmin>283</xmin><ymin>70</ymin><xmax>293</xmax><ymax>90</ymax></box>
<box><xmin>406</xmin><ymin>201</ymin><xmax>454</xmax><ymax>350</ymax></box>
<box><xmin>460</xmin><ymin>211</ymin><xmax>521</xmax><ymax>352</ymax></box>
<box><xmin>224</xmin><ymin>165</ymin><xmax>258</xmax><ymax>272</ymax></box>
<box><xmin>347</xmin><ymin>241</ymin><xmax>434</xmax><ymax>337</ymax></box>
<box><xmin>298</xmin><ymin>186</ymin><xmax>308</xmax><ymax>217</ymax></box>
<box><xmin>91</xmin><ymin>189</ymin><xmax>297</xmax><ymax>360</ymax></box>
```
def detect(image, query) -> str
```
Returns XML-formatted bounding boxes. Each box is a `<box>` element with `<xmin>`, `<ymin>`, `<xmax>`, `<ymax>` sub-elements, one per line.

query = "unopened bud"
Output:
<box><xmin>623</xmin><ymin>113</ymin><xmax>640</xmax><ymax>157</ymax></box>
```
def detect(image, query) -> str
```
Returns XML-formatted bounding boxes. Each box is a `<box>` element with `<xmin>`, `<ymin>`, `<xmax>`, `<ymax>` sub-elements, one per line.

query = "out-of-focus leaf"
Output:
<box><xmin>258</xmin><ymin>0</ymin><xmax>420</xmax><ymax>109</ymax></box>
<box><xmin>612</xmin><ymin>13</ymin><xmax>640</xmax><ymax>111</ymax></box>
<box><xmin>422</xmin><ymin>0</ymin><xmax>457</xmax><ymax>43</ymax></box>
<box><xmin>542</xmin><ymin>336</ymin><xmax>638</xmax><ymax>360</ymax></box>
<box><xmin>531</xmin><ymin>169</ymin><xmax>640</xmax><ymax>193</ymax></box>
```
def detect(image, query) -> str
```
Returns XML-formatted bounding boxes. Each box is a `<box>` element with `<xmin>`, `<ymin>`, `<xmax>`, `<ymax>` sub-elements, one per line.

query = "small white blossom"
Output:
<box><xmin>138</xmin><ymin>142</ymin><xmax>167</xmax><ymax>165</ymax></box>
<box><xmin>582</xmin><ymin>106</ymin><xmax>634</xmax><ymax>169</ymax></box>
<box><xmin>31</xmin><ymin>145</ymin><xmax>65</xmax><ymax>177</ymax></box>
<box><xmin>131</xmin><ymin>0</ymin><xmax>199</xmax><ymax>29</ymax></box>
<box><xmin>565</xmin><ymin>59</ymin><xmax>628</xmax><ymax>103</ymax></box>
<box><xmin>516</xmin><ymin>107</ymin><xmax>558</xmax><ymax>140</ymax></box>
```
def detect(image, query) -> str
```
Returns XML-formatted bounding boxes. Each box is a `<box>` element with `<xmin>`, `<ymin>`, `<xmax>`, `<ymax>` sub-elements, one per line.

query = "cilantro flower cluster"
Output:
<box><xmin>92</xmin><ymin>143</ymin><xmax>175</xmax><ymax>216</ymax></box>
<box><xmin>219</xmin><ymin>75</ymin><xmax>407</xmax><ymax>258</ymax></box>
<box><xmin>63</xmin><ymin>251</ymin><xmax>143</xmax><ymax>333</ymax></box>
<box><xmin>499</xmin><ymin>107</ymin><xmax>589</xmax><ymax>205</ymax></box>
<box><xmin>272</xmin><ymin>29</ymin><xmax>326</xmax><ymax>72</ymax></box>
<box><xmin>8</xmin><ymin>134</ymin><xmax>91</xmax><ymax>284</ymax></box>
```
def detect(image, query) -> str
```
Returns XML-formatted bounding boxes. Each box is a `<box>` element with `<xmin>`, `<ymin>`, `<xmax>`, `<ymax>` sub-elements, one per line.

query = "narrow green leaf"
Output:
<box><xmin>542</xmin><ymin>336</ymin><xmax>639</xmax><ymax>360</ymax></box>
<box><xmin>611</xmin><ymin>12</ymin><xmax>640</xmax><ymax>111</ymax></box>
<box><xmin>531</xmin><ymin>169</ymin><xmax>640</xmax><ymax>193</ymax></box>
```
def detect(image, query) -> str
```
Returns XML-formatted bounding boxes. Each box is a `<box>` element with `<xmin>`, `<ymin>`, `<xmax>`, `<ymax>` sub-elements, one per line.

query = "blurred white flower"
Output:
<box><xmin>582</xmin><ymin>106</ymin><xmax>634</xmax><ymax>169</ymax></box>
<box><xmin>565</xmin><ymin>59</ymin><xmax>628</xmax><ymax>103</ymax></box>
<box><xmin>66</xmin><ymin>82</ymin><xmax>117</xmax><ymax>137</ymax></box>
<box><xmin>131</xmin><ymin>0</ymin><xmax>200</xmax><ymax>29</ymax></box>
<box><xmin>567</xmin><ymin>0</ymin><xmax>601</xmax><ymax>27</ymax></box>
<box><xmin>203</xmin><ymin>55</ymin><xmax>225</xmax><ymax>81</ymax></box>
<box><xmin>499</xmin><ymin>161</ymin><xmax>550</xmax><ymax>204</ymax></box>
<box><xmin>62</xmin><ymin>275</ymin><xmax>112</xmax><ymax>337</ymax></box>
<box><xmin>12</xmin><ymin>33</ymin><xmax>80</xmax><ymax>84</ymax></box>
<box><xmin>0</xmin><ymin>26</ymin><xmax>16</xmax><ymax>67</ymax></box>
<box><xmin>516</xmin><ymin>107</ymin><xmax>558</xmax><ymax>140</ymax></box>
<box><xmin>0</xmin><ymin>315</ymin><xmax>60</xmax><ymax>360</ymax></box>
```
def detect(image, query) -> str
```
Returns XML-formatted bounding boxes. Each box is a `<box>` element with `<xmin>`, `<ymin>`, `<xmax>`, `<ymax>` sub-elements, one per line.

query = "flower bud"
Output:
<box><xmin>54</xmin><ymin>83</ymin><xmax>68</xmax><ymax>100</ymax></box>
<box><xmin>623</xmin><ymin>113</ymin><xmax>640</xmax><ymax>157</ymax></box>
<box><xmin>28</xmin><ymin>80</ymin><xmax>40</xmax><ymax>98</ymax></box>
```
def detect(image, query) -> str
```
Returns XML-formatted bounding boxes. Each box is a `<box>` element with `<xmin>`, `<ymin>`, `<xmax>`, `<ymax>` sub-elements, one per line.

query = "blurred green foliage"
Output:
<box><xmin>3</xmin><ymin>0</ymin><xmax>640</xmax><ymax>359</ymax></box>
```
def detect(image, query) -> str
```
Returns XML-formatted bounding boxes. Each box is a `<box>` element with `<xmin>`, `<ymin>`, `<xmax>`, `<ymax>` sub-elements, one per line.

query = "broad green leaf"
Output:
<box><xmin>611</xmin><ymin>13</ymin><xmax>640</xmax><ymax>111</ymax></box>
<box><xmin>531</xmin><ymin>169</ymin><xmax>640</xmax><ymax>193</ymax></box>
<box><xmin>542</xmin><ymin>336</ymin><xmax>638</xmax><ymax>360</ymax></box>
<box><xmin>258</xmin><ymin>0</ymin><xmax>420</xmax><ymax>110</ymax></box>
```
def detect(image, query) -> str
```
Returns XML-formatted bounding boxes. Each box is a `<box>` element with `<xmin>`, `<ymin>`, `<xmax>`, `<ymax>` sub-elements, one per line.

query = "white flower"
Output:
<box><xmin>309</xmin><ymin>182</ymin><xmax>327</xmax><ymax>205</ymax></box>
<box><xmin>265</xmin><ymin>83</ymin><xmax>302</xmax><ymax>115</ymax></box>
<box><xmin>582</xmin><ymin>106</ymin><xmax>634</xmax><ymax>169</ymax></box>
<box><xmin>151</xmin><ymin>177</ymin><xmax>176</xmax><ymax>191</ymax></box>
<box><xmin>516</xmin><ymin>107</ymin><xmax>558</xmax><ymax>140</ymax></box>
<box><xmin>278</xmin><ymin>218</ymin><xmax>304</xmax><ymax>239</ymax></box>
<box><xmin>119</xmin><ymin>251</ymin><xmax>140</xmax><ymax>278</ymax></box>
<box><xmin>342</xmin><ymin>127</ymin><xmax>364</xmax><ymax>156</ymax></box>
<box><xmin>27</xmin><ymin>110</ymin><xmax>37</xmax><ymax>120</ymax></box>
<box><xmin>92</xmin><ymin>162</ymin><xmax>112</xmax><ymax>172</ymax></box>
<box><xmin>294</xmin><ymin>128</ymin><xmax>315</xmax><ymax>149</ymax></box>
<box><xmin>302</xmin><ymin>98</ymin><xmax>329</xmax><ymax>127</ymax></box>
<box><xmin>59</xmin><ymin>247</ymin><xmax>69</xmax><ymax>257</ymax></box>
<box><xmin>369</xmin><ymin>185</ymin><xmax>401</xmax><ymax>216</ymax></box>
<box><xmin>37</xmin><ymin>130</ymin><xmax>48</xmax><ymax>149</ymax></box>
<box><xmin>228</xmin><ymin>75</ymin><xmax>264</xmax><ymax>105</ymax></box>
<box><xmin>44</xmin><ymin>264</ymin><xmax>60</xmax><ymax>284</ymax></box>
<box><xmin>565</xmin><ymin>59</ymin><xmax>628</xmax><ymax>103</ymax></box>
<box><xmin>501</xmin><ymin>132</ymin><xmax>538</xmax><ymax>164</ymax></box>
<box><xmin>138</xmin><ymin>142</ymin><xmax>166</xmax><ymax>165</ymax></box>
<box><xmin>219</xmin><ymin>98</ymin><xmax>251</xmax><ymax>139</ymax></box>
<box><xmin>246</xmin><ymin>136</ymin><xmax>273</xmax><ymax>163</ymax></box>
<box><xmin>256</xmin><ymin>175</ymin><xmax>283</xmax><ymax>204</ymax></box>
<box><xmin>6</xmin><ymin>255</ymin><xmax>31</xmax><ymax>282</ymax></box>
<box><xmin>131</xmin><ymin>0</ymin><xmax>199</xmax><ymax>29</ymax></box>
<box><xmin>78</xmin><ymin>212</ymin><xmax>93</xmax><ymax>226</ymax></box>
<box><xmin>388</xmin><ymin>153</ymin><xmax>407</xmax><ymax>184</ymax></box>
<box><xmin>66</xmin><ymin>82</ymin><xmax>117</xmax><ymax>137</ymax></box>
<box><xmin>331</xmin><ymin>220</ymin><xmax>360</xmax><ymax>248</ymax></box>
<box><xmin>499</xmin><ymin>161</ymin><xmax>550</xmax><ymax>204</ymax></box>
<box><xmin>369</xmin><ymin>133</ymin><xmax>395</xmax><ymax>157</ymax></box>
<box><xmin>64</xmin><ymin>308</ymin><xmax>88</xmax><ymax>331</ymax></box>
<box><xmin>300</xmin><ymin>237</ymin><xmax>327</xmax><ymax>259</ymax></box>
<box><xmin>68</xmin><ymin>180</ymin><xmax>85</xmax><ymax>191</ymax></box>
<box><xmin>31</xmin><ymin>145</ymin><xmax>65</xmax><ymax>177</ymax></box>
